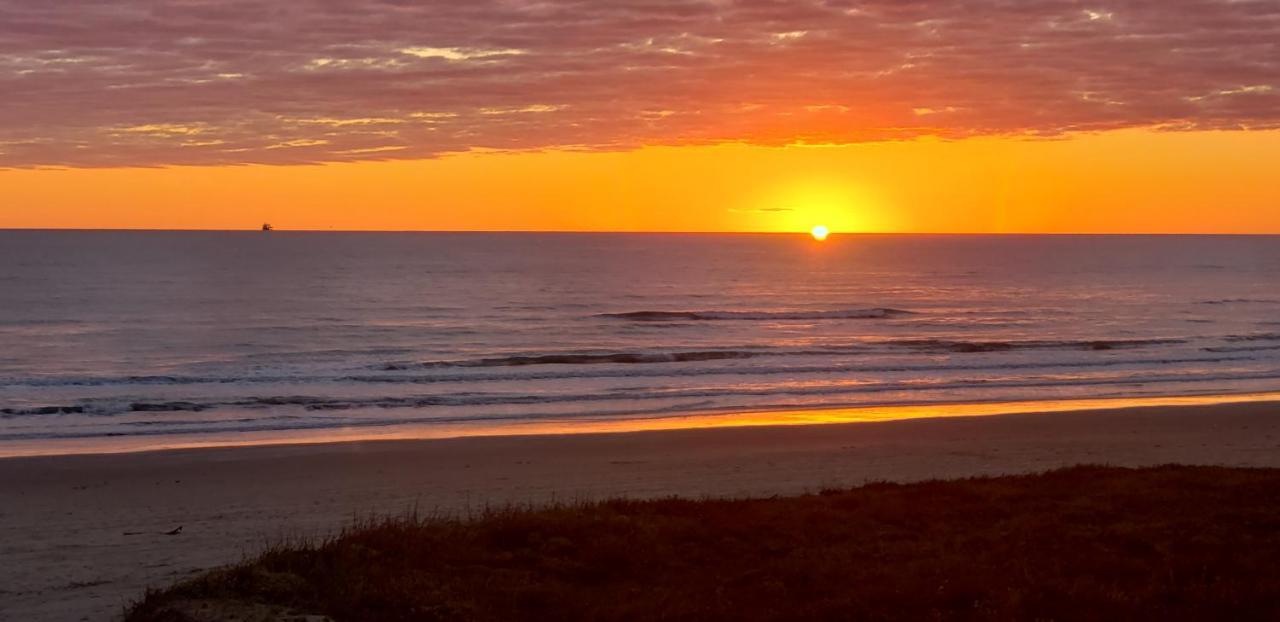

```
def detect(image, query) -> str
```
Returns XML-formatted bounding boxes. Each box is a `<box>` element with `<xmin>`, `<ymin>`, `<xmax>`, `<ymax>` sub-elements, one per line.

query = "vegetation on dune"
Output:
<box><xmin>127</xmin><ymin>465</ymin><xmax>1280</xmax><ymax>621</ymax></box>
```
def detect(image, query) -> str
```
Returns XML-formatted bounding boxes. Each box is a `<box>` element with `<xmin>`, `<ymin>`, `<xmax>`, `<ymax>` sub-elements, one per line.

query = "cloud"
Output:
<box><xmin>0</xmin><ymin>0</ymin><xmax>1276</xmax><ymax>167</ymax></box>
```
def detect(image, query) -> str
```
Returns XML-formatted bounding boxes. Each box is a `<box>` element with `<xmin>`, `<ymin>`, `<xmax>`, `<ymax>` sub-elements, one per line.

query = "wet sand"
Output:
<box><xmin>3</xmin><ymin>400</ymin><xmax>1280</xmax><ymax>621</ymax></box>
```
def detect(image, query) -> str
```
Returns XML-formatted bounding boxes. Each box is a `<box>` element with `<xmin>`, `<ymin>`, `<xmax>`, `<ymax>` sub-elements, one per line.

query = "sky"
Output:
<box><xmin>1</xmin><ymin>0</ymin><xmax>1278</xmax><ymax>233</ymax></box>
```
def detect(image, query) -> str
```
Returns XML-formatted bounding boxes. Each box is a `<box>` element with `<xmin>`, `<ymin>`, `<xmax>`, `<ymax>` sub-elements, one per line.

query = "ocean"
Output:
<box><xmin>2</xmin><ymin>231</ymin><xmax>1279</xmax><ymax>455</ymax></box>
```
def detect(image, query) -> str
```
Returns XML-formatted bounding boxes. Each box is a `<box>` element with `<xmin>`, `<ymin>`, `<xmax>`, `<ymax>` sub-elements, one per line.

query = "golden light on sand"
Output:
<box><xmin>810</xmin><ymin>225</ymin><xmax>830</xmax><ymax>241</ymax></box>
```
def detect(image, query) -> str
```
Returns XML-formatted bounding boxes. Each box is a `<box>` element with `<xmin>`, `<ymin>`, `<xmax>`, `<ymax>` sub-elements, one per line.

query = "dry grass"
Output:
<box><xmin>127</xmin><ymin>465</ymin><xmax>1280</xmax><ymax>621</ymax></box>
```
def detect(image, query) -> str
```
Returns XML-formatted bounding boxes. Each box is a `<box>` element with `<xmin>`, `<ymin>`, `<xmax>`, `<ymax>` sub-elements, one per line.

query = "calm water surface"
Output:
<box><xmin>2</xmin><ymin>232</ymin><xmax>1279</xmax><ymax>452</ymax></box>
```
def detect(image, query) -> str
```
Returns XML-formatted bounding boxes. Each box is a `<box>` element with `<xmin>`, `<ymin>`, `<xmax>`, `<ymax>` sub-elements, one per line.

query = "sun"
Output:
<box><xmin>810</xmin><ymin>225</ymin><xmax>830</xmax><ymax>241</ymax></box>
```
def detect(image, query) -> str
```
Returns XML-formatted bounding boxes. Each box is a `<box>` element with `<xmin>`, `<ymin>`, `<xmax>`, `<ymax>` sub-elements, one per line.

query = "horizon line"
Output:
<box><xmin>3</xmin><ymin>227</ymin><xmax>1280</xmax><ymax>236</ymax></box>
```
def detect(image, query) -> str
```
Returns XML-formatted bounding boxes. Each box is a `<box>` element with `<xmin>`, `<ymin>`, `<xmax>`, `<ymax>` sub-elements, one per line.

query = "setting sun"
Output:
<box><xmin>810</xmin><ymin>225</ymin><xmax>830</xmax><ymax>241</ymax></box>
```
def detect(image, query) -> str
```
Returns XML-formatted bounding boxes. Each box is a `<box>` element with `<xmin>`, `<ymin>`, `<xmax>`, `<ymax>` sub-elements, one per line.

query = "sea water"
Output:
<box><xmin>2</xmin><ymin>231</ymin><xmax>1278</xmax><ymax>453</ymax></box>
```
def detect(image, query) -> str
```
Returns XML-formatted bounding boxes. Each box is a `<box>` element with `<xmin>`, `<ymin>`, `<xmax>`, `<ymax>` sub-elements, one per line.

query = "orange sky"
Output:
<box><xmin>3</xmin><ymin>128</ymin><xmax>1278</xmax><ymax>233</ymax></box>
<box><xmin>5</xmin><ymin>2</ymin><xmax>1278</xmax><ymax>234</ymax></box>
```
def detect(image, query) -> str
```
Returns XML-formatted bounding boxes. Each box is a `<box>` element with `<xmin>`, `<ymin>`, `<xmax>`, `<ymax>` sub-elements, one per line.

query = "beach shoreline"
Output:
<box><xmin>6</xmin><ymin>390</ymin><xmax>1280</xmax><ymax>460</ymax></box>
<box><xmin>3</xmin><ymin>399</ymin><xmax>1280</xmax><ymax>621</ymax></box>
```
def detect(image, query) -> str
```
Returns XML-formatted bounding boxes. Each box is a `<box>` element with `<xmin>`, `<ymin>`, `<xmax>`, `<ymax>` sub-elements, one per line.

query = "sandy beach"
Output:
<box><xmin>1</xmin><ymin>400</ymin><xmax>1278</xmax><ymax>621</ymax></box>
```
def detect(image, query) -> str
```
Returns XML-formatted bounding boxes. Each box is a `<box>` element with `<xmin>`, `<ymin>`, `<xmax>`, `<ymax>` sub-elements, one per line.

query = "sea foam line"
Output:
<box><xmin>8</xmin><ymin>367</ymin><xmax>1280</xmax><ymax>418</ymax></box>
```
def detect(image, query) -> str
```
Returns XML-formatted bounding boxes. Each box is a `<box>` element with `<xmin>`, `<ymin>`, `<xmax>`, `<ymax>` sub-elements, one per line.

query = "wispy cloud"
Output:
<box><xmin>0</xmin><ymin>0</ymin><xmax>1276</xmax><ymax>167</ymax></box>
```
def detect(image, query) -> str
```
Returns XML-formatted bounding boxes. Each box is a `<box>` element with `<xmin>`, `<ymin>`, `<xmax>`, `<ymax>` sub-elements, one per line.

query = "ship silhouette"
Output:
<box><xmin>262</xmin><ymin>223</ymin><xmax>273</xmax><ymax>231</ymax></box>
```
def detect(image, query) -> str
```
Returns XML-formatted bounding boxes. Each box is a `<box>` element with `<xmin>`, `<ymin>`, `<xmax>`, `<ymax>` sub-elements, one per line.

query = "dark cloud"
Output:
<box><xmin>0</xmin><ymin>0</ymin><xmax>1276</xmax><ymax>167</ymax></box>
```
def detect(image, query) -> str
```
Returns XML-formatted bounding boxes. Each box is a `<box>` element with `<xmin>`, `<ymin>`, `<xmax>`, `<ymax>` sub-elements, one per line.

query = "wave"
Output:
<box><xmin>1198</xmin><ymin>298</ymin><xmax>1280</xmax><ymax>305</ymax></box>
<box><xmin>1203</xmin><ymin>344</ymin><xmax>1280</xmax><ymax>354</ymax></box>
<box><xmin>0</xmin><ymin>401</ymin><xmax>731</xmax><ymax>442</ymax></box>
<box><xmin>597</xmin><ymin>308</ymin><xmax>915</xmax><ymax>322</ymax></box>
<box><xmin>877</xmin><ymin>338</ymin><xmax>1186</xmax><ymax>353</ymax></box>
<box><xmin>11</xmin><ymin>367</ymin><xmax>1280</xmax><ymax>418</ymax></box>
<box><xmin>0</xmin><ymin>405</ymin><xmax>86</xmax><ymax>415</ymax></box>
<box><xmin>382</xmin><ymin>350</ymin><xmax>762</xmax><ymax>369</ymax></box>
<box><xmin>378</xmin><ymin>338</ymin><xmax>1184</xmax><ymax>369</ymax></box>
<box><xmin>349</xmin><ymin>354</ymin><xmax>1270</xmax><ymax>384</ymax></box>
<box><xmin>1224</xmin><ymin>333</ymin><xmax>1280</xmax><ymax>343</ymax></box>
<box><xmin>7</xmin><ymin>350</ymin><xmax>1267</xmax><ymax>390</ymax></box>
<box><xmin>10</xmin><ymin>382</ymin><xmax>1280</xmax><ymax>444</ymax></box>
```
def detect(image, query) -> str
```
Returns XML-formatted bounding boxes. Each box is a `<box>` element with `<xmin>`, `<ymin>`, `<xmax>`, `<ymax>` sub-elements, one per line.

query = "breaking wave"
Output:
<box><xmin>597</xmin><ymin>308</ymin><xmax>915</xmax><ymax>321</ymax></box>
<box><xmin>382</xmin><ymin>350</ymin><xmax>762</xmax><ymax>369</ymax></box>
<box><xmin>1224</xmin><ymin>333</ymin><xmax>1280</xmax><ymax>343</ymax></box>
<box><xmin>877</xmin><ymin>338</ymin><xmax>1187</xmax><ymax>353</ymax></box>
<box><xmin>1198</xmin><ymin>299</ymin><xmax>1280</xmax><ymax>305</ymax></box>
<box><xmin>9</xmin><ymin>367</ymin><xmax>1280</xmax><ymax>419</ymax></box>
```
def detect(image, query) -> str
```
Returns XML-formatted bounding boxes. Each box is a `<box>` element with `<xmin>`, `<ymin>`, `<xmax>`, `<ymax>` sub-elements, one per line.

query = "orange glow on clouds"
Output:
<box><xmin>4</xmin><ymin>2</ymin><xmax>1278</xmax><ymax>233</ymax></box>
<box><xmin>6</xmin><ymin>1</ymin><xmax>1278</xmax><ymax>169</ymax></box>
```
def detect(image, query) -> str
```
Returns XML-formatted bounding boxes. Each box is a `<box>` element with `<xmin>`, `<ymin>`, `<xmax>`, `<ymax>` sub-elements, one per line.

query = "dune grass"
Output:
<box><xmin>127</xmin><ymin>465</ymin><xmax>1280</xmax><ymax>621</ymax></box>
